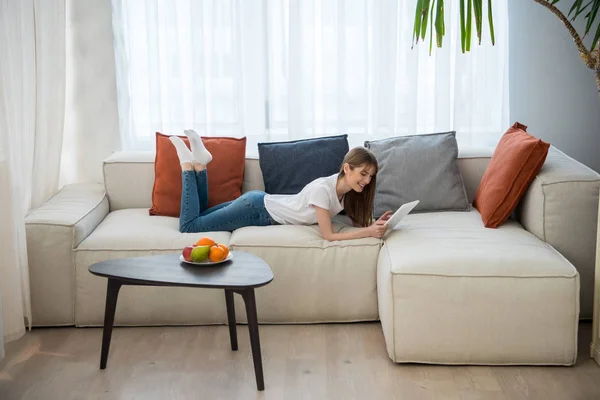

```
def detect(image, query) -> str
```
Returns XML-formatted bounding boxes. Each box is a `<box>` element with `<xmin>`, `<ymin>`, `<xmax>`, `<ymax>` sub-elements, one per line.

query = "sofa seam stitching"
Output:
<box><xmin>71</xmin><ymin>226</ymin><xmax>77</xmax><ymax>326</ymax></box>
<box><xmin>73</xmin><ymin>244</ymin><xmax>379</xmax><ymax>252</ymax></box>
<box><xmin>388</xmin><ymin>273</ymin><xmax>577</xmax><ymax>279</ymax></box>
<box><xmin>457</xmin><ymin>156</ymin><xmax>493</xmax><ymax>159</ymax></box>
<box><xmin>387</xmin><ymin>360</ymin><xmax>575</xmax><ymax>366</ymax></box>
<box><xmin>25</xmin><ymin>184</ymin><xmax>70</xmax><ymax>216</ymax></box>
<box><xmin>26</xmin><ymin>192</ymin><xmax>108</xmax><ymax>228</ymax></box>
<box><xmin>387</xmin><ymin>243</ymin><xmax>397</xmax><ymax>363</ymax></box>
<box><xmin>550</xmin><ymin>146</ymin><xmax>600</xmax><ymax>177</ymax></box>
<box><xmin>573</xmin><ymin>273</ymin><xmax>579</xmax><ymax>365</ymax></box>
<box><xmin>539</xmin><ymin>179</ymin><xmax>600</xmax><ymax>186</ymax></box>
<box><xmin>226</xmin><ymin>243</ymin><xmax>382</xmax><ymax>250</ymax></box>
<box><xmin>541</xmin><ymin>179</ymin><xmax>547</xmax><ymax>242</ymax></box>
<box><xmin>102</xmin><ymin>162</ymin><xmax>110</xmax><ymax>211</ymax></box>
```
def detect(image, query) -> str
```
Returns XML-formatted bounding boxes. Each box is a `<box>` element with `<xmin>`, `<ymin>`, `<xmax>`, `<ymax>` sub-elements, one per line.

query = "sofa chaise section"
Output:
<box><xmin>378</xmin><ymin>210</ymin><xmax>579</xmax><ymax>365</ymax></box>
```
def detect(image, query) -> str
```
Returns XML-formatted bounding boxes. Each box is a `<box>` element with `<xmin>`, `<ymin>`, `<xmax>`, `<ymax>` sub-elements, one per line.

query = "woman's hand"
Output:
<box><xmin>376</xmin><ymin>211</ymin><xmax>393</xmax><ymax>224</ymax></box>
<box><xmin>315</xmin><ymin>206</ymin><xmax>388</xmax><ymax>241</ymax></box>
<box><xmin>367</xmin><ymin>220</ymin><xmax>388</xmax><ymax>238</ymax></box>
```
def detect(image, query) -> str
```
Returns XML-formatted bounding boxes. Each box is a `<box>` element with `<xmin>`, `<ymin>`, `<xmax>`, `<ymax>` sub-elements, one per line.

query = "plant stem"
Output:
<box><xmin>594</xmin><ymin>50</ymin><xmax>600</xmax><ymax>103</ymax></box>
<box><xmin>596</xmin><ymin>69</ymin><xmax>600</xmax><ymax>99</ymax></box>
<box><xmin>532</xmin><ymin>0</ymin><xmax>596</xmax><ymax>69</ymax></box>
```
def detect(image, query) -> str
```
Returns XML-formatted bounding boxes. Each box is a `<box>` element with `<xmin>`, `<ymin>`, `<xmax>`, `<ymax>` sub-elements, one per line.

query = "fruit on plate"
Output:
<box><xmin>190</xmin><ymin>245</ymin><xmax>211</xmax><ymax>262</ymax></box>
<box><xmin>183</xmin><ymin>238</ymin><xmax>230</xmax><ymax>263</ymax></box>
<box><xmin>208</xmin><ymin>246</ymin><xmax>225</xmax><ymax>262</ymax></box>
<box><xmin>217</xmin><ymin>243</ymin><xmax>229</xmax><ymax>259</ymax></box>
<box><xmin>182</xmin><ymin>245</ymin><xmax>195</xmax><ymax>262</ymax></box>
<box><xmin>196</xmin><ymin>236</ymin><xmax>216</xmax><ymax>247</ymax></box>
<box><xmin>208</xmin><ymin>243</ymin><xmax>230</xmax><ymax>262</ymax></box>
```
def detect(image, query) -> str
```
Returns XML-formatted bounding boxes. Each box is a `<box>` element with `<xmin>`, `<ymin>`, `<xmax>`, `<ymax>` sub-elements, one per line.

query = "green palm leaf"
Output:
<box><xmin>413</xmin><ymin>0</ymin><xmax>600</xmax><ymax>56</ymax></box>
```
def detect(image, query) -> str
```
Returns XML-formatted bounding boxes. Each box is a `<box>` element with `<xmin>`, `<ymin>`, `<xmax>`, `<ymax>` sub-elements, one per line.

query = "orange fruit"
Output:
<box><xmin>217</xmin><ymin>244</ymin><xmax>229</xmax><ymax>259</ymax></box>
<box><xmin>196</xmin><ymin>236</ymin><xmax>215</xmax><ymax>247</ymax></box>
<box><xmin>209</xmin><ymin>245</ymin><xmax>226</xmax><ymax>262</ymax></box>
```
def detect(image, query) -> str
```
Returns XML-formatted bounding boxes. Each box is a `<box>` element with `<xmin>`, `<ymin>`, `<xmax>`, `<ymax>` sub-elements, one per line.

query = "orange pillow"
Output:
<box><xmin>149</xmin><ymin>132</ymin><xmax>246</xmax><ymax>217</ymax></box>
<box><xmin>473</xmin><ymin>122</ymin><xmax>550</xmax><ymax>228</ymax></box>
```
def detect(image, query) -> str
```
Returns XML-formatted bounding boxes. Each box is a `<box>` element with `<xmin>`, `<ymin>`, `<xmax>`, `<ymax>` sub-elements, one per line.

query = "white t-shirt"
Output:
<box><xmin>264</xmin><ymin>173</ymin><xmax>345</xmax><ymax>225</ymax></box>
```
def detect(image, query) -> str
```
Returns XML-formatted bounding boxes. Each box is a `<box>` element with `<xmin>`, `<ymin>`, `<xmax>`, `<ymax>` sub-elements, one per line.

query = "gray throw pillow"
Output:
<box><xmin>364</xmin><ymin>132</ymin><xmax>469</xmax><ymax>217</ymax></box>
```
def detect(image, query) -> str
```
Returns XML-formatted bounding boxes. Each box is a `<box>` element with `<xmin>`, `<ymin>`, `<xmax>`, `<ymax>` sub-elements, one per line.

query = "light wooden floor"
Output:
<box><xmin>1</xmin><ymin>321</ymin><xmax>599</xmax><ymax>400</ymax></box>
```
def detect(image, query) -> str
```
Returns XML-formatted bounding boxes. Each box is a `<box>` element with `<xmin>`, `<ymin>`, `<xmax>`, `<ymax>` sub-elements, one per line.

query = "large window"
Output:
<box><xmin>111</xmin><ymin>0</ymin><xmax>508</xmax><ymax>152</ymax></box>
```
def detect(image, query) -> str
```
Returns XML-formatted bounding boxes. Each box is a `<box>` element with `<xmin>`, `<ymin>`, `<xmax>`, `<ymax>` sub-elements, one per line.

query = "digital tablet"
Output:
<box><xmin>383</xmin><ymin>200</ymin><xmax>420</xmax><ymax>229</ymax></box>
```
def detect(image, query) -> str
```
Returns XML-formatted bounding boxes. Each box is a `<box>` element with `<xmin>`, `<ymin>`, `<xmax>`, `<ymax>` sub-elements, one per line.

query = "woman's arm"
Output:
<box><xmin>350</xmin><ymin>211</ymin><xmax>392</xmax><ymax>227</ymax></box>
<box><xmin>314</xmin><ymin>206</ymin><xmax>386</xmax><ymax>241</ymax></box>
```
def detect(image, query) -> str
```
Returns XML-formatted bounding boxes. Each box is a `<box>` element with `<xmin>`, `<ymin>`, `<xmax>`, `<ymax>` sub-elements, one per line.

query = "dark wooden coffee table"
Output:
<box><xmin>88</xmin><ymin>251</ymin><xmax>273</xmax><ymax>391</ymax></box>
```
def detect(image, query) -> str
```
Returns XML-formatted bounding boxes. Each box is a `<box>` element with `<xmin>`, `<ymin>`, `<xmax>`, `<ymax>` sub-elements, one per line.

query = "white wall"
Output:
<box><xmin>509</xmin><ymin>0</ymin><xmax>600</xmax><ymax>173</ymax></box>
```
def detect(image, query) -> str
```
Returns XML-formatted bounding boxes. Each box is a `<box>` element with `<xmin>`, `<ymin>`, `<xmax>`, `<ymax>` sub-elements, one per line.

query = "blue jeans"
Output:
<box><xmin>179</xmin><ymin>170</ymin><xmax>277</xmax><ymax>233</ymax></box>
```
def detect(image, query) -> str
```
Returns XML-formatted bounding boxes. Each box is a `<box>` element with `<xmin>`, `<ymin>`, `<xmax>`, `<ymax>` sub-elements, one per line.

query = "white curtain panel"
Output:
<box><xmin>112</xmin><ymin>0</ymin><xmax>508</xmax><ymax>151</ymax></box>
<box><xmin>0</xmin><ymin>0</ymin><xmax>66</xmax><ymax>357</ymax></box>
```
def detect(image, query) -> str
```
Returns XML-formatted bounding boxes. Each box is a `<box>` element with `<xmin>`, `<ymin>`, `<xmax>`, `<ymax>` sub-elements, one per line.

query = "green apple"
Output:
<box><xmin>191</xmin><ymin>245</ymin><xmax>210</xmax><ymax>262</ymax></box>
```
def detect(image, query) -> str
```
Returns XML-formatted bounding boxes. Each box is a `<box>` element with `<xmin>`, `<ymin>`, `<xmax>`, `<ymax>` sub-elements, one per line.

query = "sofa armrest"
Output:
<box><xmin>517</xmin><ymin>147</ymin><xmax>600</xmax><ymax>318</ymax></box>
<box><xmin>25</xmin><ymin>183</ymin><xmax>109</xmax><ymax>326</ymax></box>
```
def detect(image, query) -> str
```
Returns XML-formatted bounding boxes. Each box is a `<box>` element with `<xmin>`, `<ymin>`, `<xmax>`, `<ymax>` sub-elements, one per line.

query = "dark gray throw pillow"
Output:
<box><xmin>364</xmin><ymin>132</ymin><xmax>469</xmax><ymax>217</ymax></box>
<box><xmin>258</xmin><ymin>134</ymin><xmax>349</xmax><ymax>194</ymax></box>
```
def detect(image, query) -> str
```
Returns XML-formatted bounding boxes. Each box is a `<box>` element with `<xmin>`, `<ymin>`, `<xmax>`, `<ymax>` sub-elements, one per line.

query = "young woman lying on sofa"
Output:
<box><xmin>170</xmin><ymin>130</ymin><xmax>392</xmax><ymax>241</ymax></box>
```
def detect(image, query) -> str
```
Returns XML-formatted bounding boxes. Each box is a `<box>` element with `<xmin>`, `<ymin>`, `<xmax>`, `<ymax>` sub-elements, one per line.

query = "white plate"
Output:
<box><xmin>179</xmin><ymin>252</ymin><xmax>233</xmax><ymax>266</ymax></box>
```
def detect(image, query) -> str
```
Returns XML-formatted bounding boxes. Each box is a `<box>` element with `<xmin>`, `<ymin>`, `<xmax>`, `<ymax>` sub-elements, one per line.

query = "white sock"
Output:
<box><xmin>169</xmin><ymin>136</ymin><xmax>194</xmax><ymax>165</ymax></box>
<box><xmin>184</xmin><ymin>129</ymin><xmax>213</xmax><ymax>165</ymax></box>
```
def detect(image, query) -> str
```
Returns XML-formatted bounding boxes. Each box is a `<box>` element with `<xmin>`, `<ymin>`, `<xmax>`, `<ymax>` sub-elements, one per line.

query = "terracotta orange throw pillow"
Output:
<box><xmin>473</xmin><ymin>122</ymin><xmax>550</xmax><ymax>228</ymax></box>
<box><xmin>149</xmin><ymin>132</ymin><xmax>246</xmax><ymax>217</ymax></box>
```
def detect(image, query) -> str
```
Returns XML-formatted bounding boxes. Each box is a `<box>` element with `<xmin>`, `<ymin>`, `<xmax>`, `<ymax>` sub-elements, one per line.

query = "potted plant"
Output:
<box><xmin>413</xmin><ymin>0</ymin><xmax>600</xmax><ymax>96</ymax></box>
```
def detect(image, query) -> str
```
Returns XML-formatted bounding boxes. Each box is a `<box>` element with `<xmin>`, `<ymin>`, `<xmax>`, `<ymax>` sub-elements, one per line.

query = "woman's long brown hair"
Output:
<box><xmin>338</xmin><ymin>147</ymin><xmax>378</xmax><ymax>227</ymax></box>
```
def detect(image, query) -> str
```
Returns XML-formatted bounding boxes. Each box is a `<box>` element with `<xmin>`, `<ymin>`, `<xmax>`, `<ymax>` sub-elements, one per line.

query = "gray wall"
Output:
<box><xmin>509</xmin><ymin>0</ymin><xmax>600</xmax><ymax>172</ymax></box>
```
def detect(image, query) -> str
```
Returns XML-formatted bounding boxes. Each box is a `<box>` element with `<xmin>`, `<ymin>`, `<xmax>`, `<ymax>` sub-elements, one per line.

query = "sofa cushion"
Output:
<box><xmin>103</xmin><ymin>152</ymin><xmax>267</xmax><ymax>211</ymax></box>
<box><xmin>229</xmin><ymin>223</ymin><xmax>381</xmax><ymax>322</ymax></box>
<box><xmin>364</xmin><ymin>132</ymin><xmax>469</xmax><ymax>218</ymax></box>
<box><xmin>384</xmin><ymin>209</ymin><xmax>577</xmax><ymax>278</ymax></box>
<box><xmin>473</xmin><ymin>122</ymin><xmax>550</xmax><ymax>228</ymax></box>
<box><xmin>76</xmin><ymin>209</ymin><xmax>231</xmax><ymax>251</ymax></box>
<box><xmin>378</xmin><ymin>209</ymin><xmax>578</xmax><ymax>364</ymax></box>
<box><xmin>101</xmin><ymin>148</ymin><xmax>494</xmax><ymax>211</ymax></box>
<box><xmin>257</xmin><ymin>134</ymin><xmax>349</xmax><ymax>194</ymax></box>
<box><xmin>150</xmin><ymin>132</ymin><xmax>246</xmax><ymax>217</ymax></box>
<box><xmin>74</xmin><ymin>209</ymin><xmax>232</xmax><ymax>326</ymax></box>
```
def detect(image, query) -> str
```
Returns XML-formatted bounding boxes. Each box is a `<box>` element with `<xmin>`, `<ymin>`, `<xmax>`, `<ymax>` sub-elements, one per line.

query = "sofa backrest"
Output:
<box><xmin>102</xmin><ymin>149</ymin><xmax>494</xmax><ymax>212</ymax></box>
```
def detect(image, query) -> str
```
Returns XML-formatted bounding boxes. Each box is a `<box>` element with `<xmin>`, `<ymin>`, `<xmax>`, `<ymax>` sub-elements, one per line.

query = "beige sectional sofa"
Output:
<box><xmin>25</xmin><ymin>147</ymin><xmax>600</xmax><ymax>365</ymax></box>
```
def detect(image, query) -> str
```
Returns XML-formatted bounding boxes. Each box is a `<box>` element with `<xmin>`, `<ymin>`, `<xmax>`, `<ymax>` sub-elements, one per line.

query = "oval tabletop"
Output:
<box><xmin>88</xmin><ymin>251</ymin><xmax>273</xmax><ymax>289</ymax></box>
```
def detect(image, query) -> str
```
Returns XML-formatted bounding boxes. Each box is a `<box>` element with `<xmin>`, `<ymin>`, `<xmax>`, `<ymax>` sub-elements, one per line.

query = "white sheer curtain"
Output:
<box><xmin>112</xmin><ymin>0</ymin><xmax>508</xmax><ymax>151</ymax></box>
<box><xmin>0</xmin><ymin>0</ymin><xmax>66</xmax><ymax>358</ymax></box>
<box><xmin>111</xmin><ymin>0</ymin><xmax>266</xmax><ymax>150</ymax></box>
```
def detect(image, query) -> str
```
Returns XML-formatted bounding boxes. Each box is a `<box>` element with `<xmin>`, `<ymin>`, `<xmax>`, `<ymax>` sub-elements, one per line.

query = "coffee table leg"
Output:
<box><xmin>100</xmin><ymin>278</ymin><xmax>122</xmax><ymax>369</ymax></box>
<box><xmin>224</xmin><ymin>289</ymin><xmax>238</xmax><ymax>351</ymax></box>
<box><xmin>241</xmin><ymin>288</ymin><xmax>264</xmax><ymax>391</ymax></box>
